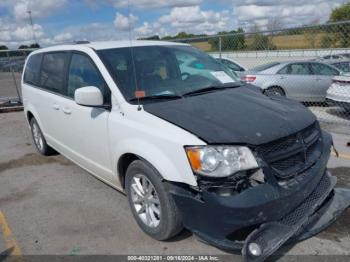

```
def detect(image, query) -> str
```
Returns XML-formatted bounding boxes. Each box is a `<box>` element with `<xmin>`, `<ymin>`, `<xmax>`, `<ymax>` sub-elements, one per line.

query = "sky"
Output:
<box><xmin>0</xmin><ymin>0</ymin><xmax>346</xmax><ymax>48</ymax></box>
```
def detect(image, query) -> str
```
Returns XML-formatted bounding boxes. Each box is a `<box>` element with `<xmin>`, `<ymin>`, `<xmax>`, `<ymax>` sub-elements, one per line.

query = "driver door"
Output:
<box><xmin>56</xmin><ymin>52</ymin><xmax>113</xmax><ymax>181</ymax></box>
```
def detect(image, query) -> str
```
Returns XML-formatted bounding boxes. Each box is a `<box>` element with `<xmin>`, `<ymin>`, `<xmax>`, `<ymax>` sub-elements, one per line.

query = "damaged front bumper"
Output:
<box><xmin>166</xmin><ymin>132</ymin><xmax>350</xmax><ymax>261</ymax></box>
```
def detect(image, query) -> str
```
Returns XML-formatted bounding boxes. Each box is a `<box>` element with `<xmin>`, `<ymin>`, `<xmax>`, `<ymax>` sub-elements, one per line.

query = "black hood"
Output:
<box><xmin>143</xmin><ymin>86</ymin><xmax>316</xmax><ymax>145</ymax></box>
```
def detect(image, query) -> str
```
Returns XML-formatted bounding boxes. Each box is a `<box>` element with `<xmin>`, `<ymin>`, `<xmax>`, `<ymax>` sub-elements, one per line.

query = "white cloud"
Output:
<box><xmin>53</xmin><ymin>32</ymin><xmax>73</xmax><ymax>42</ymax></box>
<box><xmin>114</xmin><ymin>12</ymin><xmax>138</xmax><ymax>31</ymax></box>
<box><xmin>13</xmin><ymin>0</ymin><xmax>68</xmax><ymax>21</ymax></box>
<box><xmin>11</xmin><ymin>24</ymin><xmax>44</xmax><ymax>41</ymax></box>
<box><xmin>135</xmin><ymin>22</ymin><xmax>154</xmax><ymax>36</ymax></box>
<box><xmin>158</xmin><ymin>6</ymin><xmax>231</xmax><ymax>35</ymax></box>
<box><xmin>103</xmin><ymin>0</ymin><xmax>203</xmax><ymax>9</ymax></box>
<box><xmin>0</xmin><ymin>22</ymin><xmax>45</xmax><ymax>47</ymax></box>
<box><xmin>233</xmin><ymin>0</ymin><xmax>344</xmax><ymax>29</ymax></box>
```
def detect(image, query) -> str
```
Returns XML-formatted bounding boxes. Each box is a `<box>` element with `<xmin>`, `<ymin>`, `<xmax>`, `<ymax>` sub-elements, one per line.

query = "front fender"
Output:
<box><xmin>113</xmin><ymin>138</ymin><xmax>197</xmax><ymax>187</ymax></box>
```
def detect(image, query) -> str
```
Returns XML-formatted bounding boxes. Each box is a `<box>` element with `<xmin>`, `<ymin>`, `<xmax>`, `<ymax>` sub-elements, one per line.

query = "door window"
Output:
<box><xmin>310</xmin><ymin>63</ymin><xmax>339</xmax><ymax>76</ymax></box>
<box><xmin>332</xmin><ymin>62</ymin><xmax>350</xmax><ymax>73</ymax></box>
<box><xmin>278</xmin><ymin>63</ymin><xmax>312</xmax><ymax>75</ymax></box>
<box><xmin>67</xmin><ymin>53</ymin><xmax>110</xmax><ymax>103</ymax></box>
<box><xmin>40</xmin><ymin>52</ymin><xmax>68</xmax><ymax>94</ymax></box>
<box><xmin>24</xmin><ymin>53</ymin><xmax>42</xmax><ymax>86</ymax></box>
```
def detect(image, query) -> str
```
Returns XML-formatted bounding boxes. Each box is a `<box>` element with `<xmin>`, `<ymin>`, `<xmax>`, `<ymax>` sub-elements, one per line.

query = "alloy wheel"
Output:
<box><xmin>130</xmin><ymin>174</ymin><xmax>161</xmax><ymax>228</ymax></box>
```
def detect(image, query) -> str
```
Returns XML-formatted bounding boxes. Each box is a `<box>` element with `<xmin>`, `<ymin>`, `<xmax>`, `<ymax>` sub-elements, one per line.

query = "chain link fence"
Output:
<box><xmin>174</xmin><ymin>20</ymin><xmax>350</xmax><ymax>134</ymax></box>
<box><xmin>0</xmin><ymin>49</ymin><xmax>35</xmax><ymax>109</ymax></box>
<box><xmin>1</xmin><ymin>21</ymin><xmax>350</xmax><ymax>134</ymax></box>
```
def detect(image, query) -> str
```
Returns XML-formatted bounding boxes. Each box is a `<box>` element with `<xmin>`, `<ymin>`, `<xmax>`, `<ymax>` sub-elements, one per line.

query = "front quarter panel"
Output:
<box><xmin>109</xmin><ymin>103</ymin><xmax>206</xmax><ymax>187</ymax></box>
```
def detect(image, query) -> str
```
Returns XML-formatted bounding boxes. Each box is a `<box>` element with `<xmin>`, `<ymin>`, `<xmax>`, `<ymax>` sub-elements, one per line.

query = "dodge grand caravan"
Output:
<box><xmin>22</xmin><ymin>41</ymin><xmax>350</xmax><ymax>261</ymax></box>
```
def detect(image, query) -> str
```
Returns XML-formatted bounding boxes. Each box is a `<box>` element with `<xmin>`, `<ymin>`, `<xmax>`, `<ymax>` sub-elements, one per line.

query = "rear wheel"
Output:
<box><xmin>125</xmin><ymin>160</ymin><xmax>183</xmax><ymax>240</ymax></box>
<box><xmin>30</xmin><ymin>118</ymin><xmax>56</xmax><ymax>155</ymax></box>
<box><xmin>264</xmin><ymin>86</ymin><xmax>285</xmax><ymax>97</ymax></box>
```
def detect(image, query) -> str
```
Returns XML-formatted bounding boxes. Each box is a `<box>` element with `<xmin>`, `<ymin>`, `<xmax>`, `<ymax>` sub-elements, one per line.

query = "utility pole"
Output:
<box><xmin>27</xmin><ymin>10</ymin><xmax>38</xmax><ymax>45</ymax></box>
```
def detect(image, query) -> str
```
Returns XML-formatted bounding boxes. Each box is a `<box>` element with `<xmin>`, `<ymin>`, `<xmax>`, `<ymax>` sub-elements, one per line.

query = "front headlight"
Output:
<box><xmin>185</xmin><ymin>146</ymin><xmax>259</xmax><ymax>177</ymax></box>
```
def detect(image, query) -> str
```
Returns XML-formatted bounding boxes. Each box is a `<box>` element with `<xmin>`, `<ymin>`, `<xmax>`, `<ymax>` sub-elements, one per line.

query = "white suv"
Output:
<box><xmin>21</xmin><ymin>41</ymin><xmax>350</xmax><ymax>260</ymax></box>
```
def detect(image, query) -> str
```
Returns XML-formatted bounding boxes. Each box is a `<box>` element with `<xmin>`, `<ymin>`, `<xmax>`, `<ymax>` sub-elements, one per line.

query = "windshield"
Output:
<box><xmin>97</xmin><ymin>45</ymin><xmax>239</xmax><ymax>102</ymax></box>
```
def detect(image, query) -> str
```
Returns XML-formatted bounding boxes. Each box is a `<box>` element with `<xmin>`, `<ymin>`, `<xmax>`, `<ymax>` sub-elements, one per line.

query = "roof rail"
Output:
<box><xmin>75</xmin><ymin>41</ymin><xmax>90</xmax><ymax>44</ymax></box>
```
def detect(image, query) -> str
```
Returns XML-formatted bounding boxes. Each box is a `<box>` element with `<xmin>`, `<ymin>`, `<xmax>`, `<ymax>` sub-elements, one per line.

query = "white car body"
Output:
<box><xmin>22</xmin><ymin>41</ymin><xmax>205</xmax><ymax>190</ymax></box>
<box><xmin>326</xmin><ymin>74</ymin><xmax>350</xmax><ymax>110</ymax></box>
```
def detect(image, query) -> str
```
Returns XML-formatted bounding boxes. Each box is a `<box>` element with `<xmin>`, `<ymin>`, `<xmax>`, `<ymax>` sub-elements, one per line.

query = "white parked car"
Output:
<box><xmin>326</xmin><ymin>74</ymin><xmax>350</xmax><ymax>112</ymax></box>
<box><xmin>21</xmin><ymin>41</ymin><xmax>350</xmax><ymax>261</ymax></box>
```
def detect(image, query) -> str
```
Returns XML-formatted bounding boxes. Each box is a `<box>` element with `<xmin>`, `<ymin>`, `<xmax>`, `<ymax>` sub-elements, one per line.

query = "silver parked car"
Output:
<box><xmin>241</xmin><ymin>61</ymin><xmax>341</xmax><ymax>102</ymax></box>
<box><xmin>326</xmin><ymin>74</ymin><xmax>350</xmax><ymax>112</ymax></box>
<box><xmin>318</xmin><ymin>53</ymin><xmax>350</xmax><ymax>60</ymax></box>
<box><xmin>326</xmin><ymin>59</ymin><xmax>350</xmax><ymax>73</ymax></box>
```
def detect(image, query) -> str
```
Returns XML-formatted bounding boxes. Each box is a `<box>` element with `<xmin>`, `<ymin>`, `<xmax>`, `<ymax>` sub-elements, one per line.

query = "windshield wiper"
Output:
<box><xmin>129</xmin><ymin>94</ymin><xmax>182</xmax><ymax>102</ymax></box>
<box><xmin>182</xmin><ymin>83</ymin><xmax>241</xmax><ymax>97</ymax></box>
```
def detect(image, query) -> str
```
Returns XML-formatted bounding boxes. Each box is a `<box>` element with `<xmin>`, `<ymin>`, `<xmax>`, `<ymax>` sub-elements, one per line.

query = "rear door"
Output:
<box><xmin>277</xmin><ymin>62</ymin><xmax>314</xmax><ymax>101</ymax></box>
<box><xmin>309</xmin><ymin>62</ymin><xmax>340</xmax><ymax>102</ymax></box>
<box><xmin>33</xmin><ymin>52</ymin><xmax>69</xmax><ymax>143</ymax></box>
<box><xmin>54</xmin><ymin>51</ymin><xmax>113</xmax><ymax>181</ymax></box>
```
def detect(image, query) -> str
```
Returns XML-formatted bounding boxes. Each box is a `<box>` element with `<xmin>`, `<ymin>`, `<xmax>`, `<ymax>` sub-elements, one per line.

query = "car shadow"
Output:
<box><xmin>164</xmin><ymin>229</ymin><xmax>193</xmax><ymax>242</ymax></box>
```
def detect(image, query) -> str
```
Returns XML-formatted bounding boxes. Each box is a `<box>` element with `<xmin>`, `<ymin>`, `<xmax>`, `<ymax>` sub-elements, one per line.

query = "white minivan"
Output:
<box><xmin>22</xmin><ymin>41</ymin><xmax>350</xmax><ymax>261</ymax></box>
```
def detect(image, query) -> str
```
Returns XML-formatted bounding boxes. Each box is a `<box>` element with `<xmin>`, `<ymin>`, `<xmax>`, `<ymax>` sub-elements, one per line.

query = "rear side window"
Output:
<box><xmin>310</xmin><ymin>63</ymin><xmax>339</xmax><ymax>76</ymax></box>
<box><xmin>332</xmin><ymin>62</ymin><xmax>350</xmax><ymax>73</ymax></box>
<box><xmin>278</xmin><ymin>63</ymin><xmax>312</xmax><ymax>75</ymax></box>
<box><xmin>23</xmin><ymin>54</ymin><xmax>42</xmax><ymax>86</ymax></box>
<box><xmin>40</xmin><ymin>52</ymin><xmax>68</xmax><ymax>94</ymax></box>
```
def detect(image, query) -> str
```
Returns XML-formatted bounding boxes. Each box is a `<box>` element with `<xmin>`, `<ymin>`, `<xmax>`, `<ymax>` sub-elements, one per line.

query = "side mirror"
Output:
<box><xmin>74</xmin><ymin>86</ymin><xmax>103</xmax><ymax>107</ymax></box>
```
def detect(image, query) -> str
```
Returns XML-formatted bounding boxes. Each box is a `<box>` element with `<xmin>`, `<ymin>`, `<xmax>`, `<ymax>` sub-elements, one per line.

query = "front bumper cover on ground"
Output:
<box><xmin>242</xmin><ymin>175</ymin><xmax>350</xmax><ymax>262</ymax></box>
<box><xmin>167</xmin><ymin>132</ymin><xmax>350</xmax><ymax>262</ymax></box>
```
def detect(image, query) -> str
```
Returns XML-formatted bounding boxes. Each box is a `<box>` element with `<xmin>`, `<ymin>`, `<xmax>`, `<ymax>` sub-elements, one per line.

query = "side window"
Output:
<box><xmin>333</xmin><ymin>62</ymin><xmax>350</xmax><ymax>73</ymax></box>
<box><xmin>40</xmin><ymin>52</ymin><xmax>68</xmax><ymax>94</ymax></box>
<box><xmin>224</xmin><ymin>60</ymin><xmax>241</xmax><ymax>71</ymax></box>
<box><xmin>67</xmin><ymin>53</ymin><xmax>110</xmax><ymax>103</ymax></box>
<box><xmin>278</xmin><ymin>63</ymin><xmax>312</xmax><ymax>75</ymax></box>
<box><xmin>310</xmin><ymin>63</ymin><xmax>339</xmax><ymax>76</ymax></box>
<box><xmin>23</xmin><ymin>53</ymin><xmax>42</xmax><ymax>86</ymax></box>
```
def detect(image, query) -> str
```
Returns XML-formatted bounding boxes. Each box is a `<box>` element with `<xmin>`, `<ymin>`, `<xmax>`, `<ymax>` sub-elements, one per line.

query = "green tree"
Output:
<box><xmin>29</xmin><ymin>43</ymin><xmax>40</xmax><ymax>48</ymax></box>
<box><xmin>0</xmin><ymin>45</ymin><xmax>8</xmax><ymax>50</ymax></box>
<box><xmin>138</xmin><ymin>35</ymin><xmax>160</xmax><ymax>40</ymax></box>
<box><xmin>250</xmin><ymin>34</ymin><xmax>276</xmax><ymax>50</ymax></box>
<box><xmin>18</xmin><ymin>45</ymin><xmax>29</xmax><ymax>49</ymax></box>
<box><xmin>328</xmin><ymin>2</ymin><xmax>350</xmax><ymax>47</ymax></box>
<box><xmin>208</xmin><ymin>28</ymin><xmax>246</xmax><ymax>51</ymax></box>
<box><xmin>329</xmin><ymin>2</ymin><xmax>350</xmax><ymax>22</ymax></box>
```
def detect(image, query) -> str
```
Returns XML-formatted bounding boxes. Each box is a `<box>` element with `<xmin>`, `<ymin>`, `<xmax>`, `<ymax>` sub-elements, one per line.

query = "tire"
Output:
<box><xmin>30</xmin><ymin>118</ymin><xmax>56</xmax><ymax>156</ymax></box>
<box><xmin>264</xmin><ymin>86</ymin><xmax>285</xmax><ymax>97</ymax></box>
<box><xmin>125</xmin><ymin>160</ymin><xmax>183</xmax><ymax>240</ymax></box>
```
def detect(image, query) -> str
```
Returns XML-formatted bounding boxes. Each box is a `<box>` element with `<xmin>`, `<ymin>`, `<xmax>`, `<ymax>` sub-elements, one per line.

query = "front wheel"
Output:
<box><xmin>125</xmin><ymin>160</ymin><xmax>183</xmax><ymax>240</ymax></box>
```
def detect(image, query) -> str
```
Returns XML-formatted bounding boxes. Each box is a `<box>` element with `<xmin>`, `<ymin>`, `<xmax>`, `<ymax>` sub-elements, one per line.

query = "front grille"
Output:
<box><xmin>280</xmin><ymin>173</ymin><xmax>331</xmax><ymax>226</ymax></box>
<box><xmin>256</xmin><ymin>122</ymin><xmax>322</xmax><ymax>180</ymax></box>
